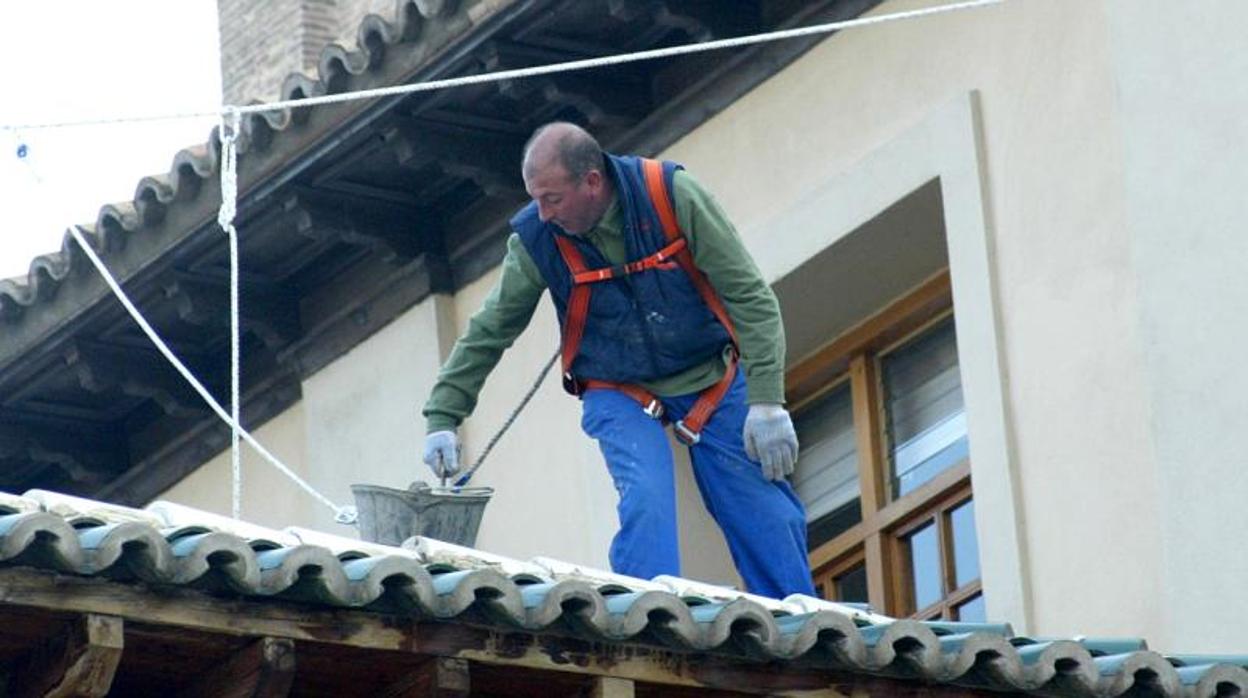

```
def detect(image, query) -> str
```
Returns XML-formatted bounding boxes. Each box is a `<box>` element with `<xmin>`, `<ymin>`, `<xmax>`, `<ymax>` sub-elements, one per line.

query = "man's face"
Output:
<box><xmin>524</xmin><ymin>163</ymin><xmax>603</xmax><ymax>235</ymax></box>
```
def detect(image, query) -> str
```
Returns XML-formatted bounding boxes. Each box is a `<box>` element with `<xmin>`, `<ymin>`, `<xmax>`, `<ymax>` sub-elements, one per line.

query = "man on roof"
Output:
<box><xmin>421</xmin><ymin>122</ymin><xmax>814</xmax><ymax>598</ymax></box>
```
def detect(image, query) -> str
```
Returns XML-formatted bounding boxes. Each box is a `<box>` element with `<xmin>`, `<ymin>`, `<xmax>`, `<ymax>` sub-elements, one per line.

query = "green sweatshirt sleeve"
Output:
<box><xmin>422</xmin><ymin>234</ymin><xmax>548</xmax><ymax>433</ymax></box>
<box><xmin>673</xmin><ymin>170</ymin><xmax>787</xmax><ymax>405</ymax></box>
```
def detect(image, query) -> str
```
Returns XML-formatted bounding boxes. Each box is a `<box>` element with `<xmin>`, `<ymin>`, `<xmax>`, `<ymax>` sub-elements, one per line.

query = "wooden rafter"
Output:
<box><xmin>9</xmin><ymin>613</ymin><xmax>124</xmax><ymax>698</ymax></box>
<box><xmin>377</xmin><ymin>657</ymin><xmax>470</xmax><ymax>697</ymax></box>
<box><xmin>177</xmin><ymin>637</ymin><xmax>296</xmax><ymax>698</ymax></box>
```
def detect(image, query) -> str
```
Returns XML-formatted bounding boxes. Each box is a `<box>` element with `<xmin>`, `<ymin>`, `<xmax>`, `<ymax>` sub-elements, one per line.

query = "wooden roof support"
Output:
<box><xmin>176</xmin><ymin>637</ymin><xmax>295</xmax><ymax>698</ymax></box>
<box><xmin>63</xmin><ymin>340</ymin><xmax>206</xmax><ymax>419</ymax></box>
<box><xmin>10</xmin><ymin>613</ymin><xmax>123</xmax><ymax>698</ymax></box>
<box><xmin>377</xmin><ymin>657</ymin><xmax>470</xmax><ymax>697</ymax></box>
<box><xmin>591</xmin><ymin>676</ymin><xmax>636</xmax><ymax>698</ymax></box>
<box><xmin>0</xmin><ymin>567</ymin><xmax>995</xmax><ymax>697</ymax></box>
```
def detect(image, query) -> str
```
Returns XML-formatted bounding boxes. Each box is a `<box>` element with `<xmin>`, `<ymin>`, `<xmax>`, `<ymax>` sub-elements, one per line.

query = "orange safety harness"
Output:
<box><xmin>553</xmin><ymin>158</ymin><xmax>739</xmax><ymax>445</ymax></box>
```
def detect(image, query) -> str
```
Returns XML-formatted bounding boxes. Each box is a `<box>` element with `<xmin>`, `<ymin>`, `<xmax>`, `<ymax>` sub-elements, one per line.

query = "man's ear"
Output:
<box><xmin>584</xmin><ymin>169</ymin><xmax>604</xmax><ymax>191</ymax></box>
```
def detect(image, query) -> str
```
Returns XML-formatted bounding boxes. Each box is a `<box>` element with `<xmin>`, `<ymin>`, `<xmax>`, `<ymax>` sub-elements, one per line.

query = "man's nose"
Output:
<box><xmin>536</xmin><ymin>201</ymin><xmax>553</xmax><ymax>222</ymax></box>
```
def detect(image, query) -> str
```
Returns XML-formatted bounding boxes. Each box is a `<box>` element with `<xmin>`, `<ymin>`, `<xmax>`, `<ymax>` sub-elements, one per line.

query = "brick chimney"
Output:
<box><xmin>216</xmin><ymin>0</ymin><xmax>393</xmax><ymax>104</ymax></box>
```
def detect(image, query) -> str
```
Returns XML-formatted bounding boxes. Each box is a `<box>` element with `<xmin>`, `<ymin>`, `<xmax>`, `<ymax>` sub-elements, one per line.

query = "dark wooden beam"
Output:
<box><xmin>479</xmin><ymin>42</ymin><xmax>650</xmax><ymax>130</ymax></box>
<box><xmin>607</xmin><ymin>0</ymin><xmax>713</xmax><ymax>48</ymax></box>
<box><xmin>300</xmin><ymin>180</ymin><xmax>427</xmax><ymax>208</ymax></box>
<box><xmin>377</xmin><ymin>657</ymin><xmax>470</xmax><ymax>697</ymax></box>
<box><xmin>161</xmin><ymin>271</ymin><xmax>303</xmax><ymax>351</ymax></box>
<box><xmin>497</xmin><ymin>74</ymin><xmax>649</xmax><ymax>131</ymax></box>
<box><xmin>386</xmin><ymin>120</ymin><xmax>526</xmax><ymax>198</ymax></box>
<box><xmin>64</xmin><ymin>340</ymin><xmax>206</xmax><ymax>419</ymax></box>
<box><xmin>177</xmin><ymin>637</ymin><xmax>296</xmax><ymax>698</ymax></box>
<box><xmin>285</xmin><ymin>193</ymin><xmax>428</xmax><ymax>263</ymax></box>
<box><xmin>417</xmin><ymin>108</ymin><xmax>531</xmax><ymax>136</ymax></box>
<box><xmin>590</xmin><ymin>676</ymin><xmax>635</xmax><ymax>698</ymax></box>
<box><xmin>9</xmin><ymin>613</ymin><xmax>124</xmax><ymax>698</ymax></box>
<box><xmin>0</xmin><ymin>418</ymin><xmax>126</xmax><ymax>486</ymax></box>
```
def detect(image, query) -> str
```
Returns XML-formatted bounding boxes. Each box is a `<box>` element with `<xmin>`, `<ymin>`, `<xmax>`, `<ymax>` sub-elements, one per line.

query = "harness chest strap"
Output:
<box><xmin>553</xmin><ymin>159</ymin><xmax>741</xmax><ymax>444</ymax></box>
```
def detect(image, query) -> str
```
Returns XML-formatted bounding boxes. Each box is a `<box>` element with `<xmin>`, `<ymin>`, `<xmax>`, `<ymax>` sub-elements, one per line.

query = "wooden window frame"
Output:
<box><xmin>891</xmin><ymin>482</ymin><xmax>983</xmax><ymax>620</ymax></box>
<box><xmin>812</xmin><ymin>546</ymin><xmax>867</xmax><ymax>606</ymax></box>
<box><xmin>788</xmin><ymin>270</ymin><xmax>978</xmax><ymax>618</ymax></box>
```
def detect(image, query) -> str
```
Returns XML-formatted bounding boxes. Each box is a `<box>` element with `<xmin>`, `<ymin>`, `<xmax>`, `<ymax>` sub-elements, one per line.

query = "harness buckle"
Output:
<box><xmin>562</xmin><ymin>372</ymin><xmax>584</xmax><ymax>396</ymax></box>
<box><xmin>673</xmin><ymin>420</ymin><xmax>701</xmax><ymax>445</ymax></box>
<box><xmin>642</xmin><ymin>399</ymin><xmax>665</xmax><ymax>420</ymax></box>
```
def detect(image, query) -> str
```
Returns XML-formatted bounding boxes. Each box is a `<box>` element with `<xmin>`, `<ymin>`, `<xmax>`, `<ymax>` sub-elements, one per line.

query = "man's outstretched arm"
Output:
<box><xmin>422</xmin><ymin>234</ymin><xmax>547</xmax><ymax>475</ymax></box>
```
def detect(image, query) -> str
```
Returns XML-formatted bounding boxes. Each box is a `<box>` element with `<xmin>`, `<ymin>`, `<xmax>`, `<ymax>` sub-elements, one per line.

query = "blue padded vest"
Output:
<box><xmin>513</xmin><ymin>154</ymin><xmax>732</xmax><ymax>386</ymax></box>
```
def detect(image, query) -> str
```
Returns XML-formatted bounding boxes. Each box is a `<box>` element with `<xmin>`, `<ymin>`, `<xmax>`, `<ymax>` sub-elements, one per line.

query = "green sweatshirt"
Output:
<box><xmin>423</xmin><ymin>170</ymin><xmax>786</xmax><ymax>433</ymax></box>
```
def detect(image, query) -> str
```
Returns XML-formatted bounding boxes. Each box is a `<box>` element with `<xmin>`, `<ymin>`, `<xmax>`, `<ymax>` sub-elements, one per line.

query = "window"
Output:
<box><xmin>791</xmin><ymin>382</ymin><xmax>860</xmax><ymax>550</ymax></box>
<box><xmin>882</xmin><ymin>316</ymin><xmax>968</xmax><ymax>498</ymax></box>
<box><xmin>787</xmin><ymin>271</ymin><xmax>982</xmax><ymax>619</ymax></box>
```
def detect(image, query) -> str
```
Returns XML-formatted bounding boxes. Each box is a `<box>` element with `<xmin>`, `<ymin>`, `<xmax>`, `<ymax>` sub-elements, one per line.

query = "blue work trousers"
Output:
<box><xmin>581</xmin><ymin>372</ymin><xmax>816</xmax><ymax>599</ymax></box>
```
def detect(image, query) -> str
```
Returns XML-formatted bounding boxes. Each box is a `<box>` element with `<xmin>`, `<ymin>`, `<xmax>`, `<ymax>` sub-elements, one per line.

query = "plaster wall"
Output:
<box><xmin>157</xmin><ymin>402</ymin><xmax>314</xmax><ymax>532</ymax></box>
<box><xmin>1106</xmin><ymin>0</ymin><xmax>1248</xmax><ymax>652</ymax></box>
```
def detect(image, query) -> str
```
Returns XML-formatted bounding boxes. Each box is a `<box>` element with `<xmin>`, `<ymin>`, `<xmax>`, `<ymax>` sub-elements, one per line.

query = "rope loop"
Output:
<box><xmin>217</xmin><ymin>106</ymin><xmax>241</xmax><ymax>232</ymax></box>
<box><xmin>219</xmin><ymin>105</ymin><xmax>241</xmax><ymax>144</ymax></box>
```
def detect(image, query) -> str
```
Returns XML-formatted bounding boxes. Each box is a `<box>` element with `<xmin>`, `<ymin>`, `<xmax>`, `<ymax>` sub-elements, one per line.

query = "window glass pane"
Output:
<box><xmin>950</xmin><ymin>499</ymin><xmax>980</xmax><ymax>588</ymax></box>
<box><xmin>882</xmin><ymin>316</ymin><xmax>968</xmax><ymax>497</ymax></box>
<box><xmin>806</xmin><ymin>498</ymin><xmax>862</xmax><ymax>551</ymax></box>
<box><xmin>956</xmin><ymin>594</ymin><xmax>986</xmax><ymax>623</ymax></box>
<box><xmin>792</xmin><ymin>383</ymin><xmax>860</xmax><ymax>524</ymax></box>
<box><xmin>905</xmin><ymin>522</ymin><xmax>942</xmax><ymax>612</ymax></box>
<box><xmin>833</xmin><ymin>563</ymin><xmax>869</xmax><ymax>604</ymax></box>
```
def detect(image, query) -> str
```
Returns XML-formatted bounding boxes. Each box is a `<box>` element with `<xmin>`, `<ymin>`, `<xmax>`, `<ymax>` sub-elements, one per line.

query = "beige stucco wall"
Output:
<box><xmin>158</xmin><ymin>401</ymin><xmax>314</xmax><ymax>531</ymax></box>
<box><xmin>1105</xmin><ymin>0</ymin><xmax>1248</xmax><ymax>652</ymax></box>
<box><xmin>164</xmin><ymin>0</ymin><xmax>1247</xmax><ymax>652</ymax></box>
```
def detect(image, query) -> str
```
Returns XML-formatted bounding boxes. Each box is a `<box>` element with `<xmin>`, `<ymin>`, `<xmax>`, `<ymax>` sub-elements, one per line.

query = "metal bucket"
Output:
<box><xmin>351</xmin><ymin>482</ymin><xmax>493</xmax><ymax>547</ymax></box>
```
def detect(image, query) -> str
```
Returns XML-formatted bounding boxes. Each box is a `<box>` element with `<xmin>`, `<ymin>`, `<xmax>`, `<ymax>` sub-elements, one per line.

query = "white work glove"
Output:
<box><xmin>423</xmin><ymin>430</ymin><xmax>461</xmax><ymax>478</ymax></box>
<box><xmin>743</xmin><ymin>403</ymin><xmax>799</xmax><ymax>481</ymax></box>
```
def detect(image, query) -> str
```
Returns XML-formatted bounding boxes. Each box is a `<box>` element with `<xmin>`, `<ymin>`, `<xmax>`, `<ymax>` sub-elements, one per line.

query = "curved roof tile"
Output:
<box><xmin>0</xmin><ymin>488</ymin><xmax>1245</xmax><ymax>696</ymax></box>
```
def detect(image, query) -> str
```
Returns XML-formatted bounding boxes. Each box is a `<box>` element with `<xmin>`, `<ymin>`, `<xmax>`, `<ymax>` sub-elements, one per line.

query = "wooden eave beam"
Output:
<box><xmin>161</xmin><ymin>271</ymin><xmax>304</xmax><ymax>350</ymax></box>
<box><xmin>9</xmin><ymin>613</ymin><xmax>124</xmax><ymax>698</ymax></box>
<box><xmin>0</xmin><ymin>567</ymin><xmax>936</xmax><ymax>696</ymax></box>
<box><xmin>377</xmin><ymin>657</ymin><xmax>470</xmax><ymax>697</ymax></box>
<box><xmin>591</xmin><ymin>676</ymin><xmax>635</xmax><ymax>698</ymax></box>
<box><xmin>64</xmin><ymin>340</ymin><xmax>207</xmax><ymax>419</ymax></box>
<box><xmin>386</xmin><ymin>120</ymin><xmax>525</xmax><ymax>198</ymax></box>
<box><xmin>283</xmin><ymin>193</ymin><xmax>428</xmax><ymax>261</ymax></box>
<box><xmin>0</xmin><ymin>420</ymin><xmax>124</xmax><ymax>487</ymax></box>
<box><xmin>177</xmin><ymin>637</ymin><xmax>296</xmax><ymax>698</ymax></box>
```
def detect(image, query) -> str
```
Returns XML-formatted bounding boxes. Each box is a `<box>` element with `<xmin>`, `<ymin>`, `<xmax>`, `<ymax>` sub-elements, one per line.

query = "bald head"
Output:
<box><xmin>522</xmin><ymin>122</ymin><xmax>614</xmax><ymax>235</ymax></box>
<box><xmin>522</xmin><ymin>122</ymin><xmax>604</xmax><ymax>183</ymax></box>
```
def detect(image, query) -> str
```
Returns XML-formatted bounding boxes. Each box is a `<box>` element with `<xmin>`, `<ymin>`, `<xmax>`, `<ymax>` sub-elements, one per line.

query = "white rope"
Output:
<box><xmin>218</xmin><ymin>107</ymin><xmax>243</xmax><ymax>520</ymax></box>
<box><xmin>66</xmin><ymin>225</ymin><xmax>357</xmax><ymax>524</ymax></box>
<box><xmin>1</xmin><ymin>0</ymin><xmax>1004</xmax><ymax>132</ymax></box>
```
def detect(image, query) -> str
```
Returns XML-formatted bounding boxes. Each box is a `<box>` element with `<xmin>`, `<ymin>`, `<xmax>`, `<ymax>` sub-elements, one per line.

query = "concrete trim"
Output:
<box><xmin>746</xmin><ymin>92</ymin><xmax>1032</xmax><ymax>631</ymax></box>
